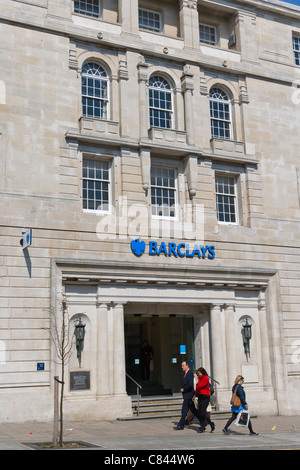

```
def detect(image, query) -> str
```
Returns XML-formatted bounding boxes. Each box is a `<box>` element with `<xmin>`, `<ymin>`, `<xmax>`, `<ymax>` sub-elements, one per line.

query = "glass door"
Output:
<box><xmin>169</xmin><ymin>316</ymin><xmax>195</xmax><ymax>393</ymax></box>
<box><xmin>124</xmin><ymin>314</ymin><xmax>195</xmax><ymax>396</ymax></box>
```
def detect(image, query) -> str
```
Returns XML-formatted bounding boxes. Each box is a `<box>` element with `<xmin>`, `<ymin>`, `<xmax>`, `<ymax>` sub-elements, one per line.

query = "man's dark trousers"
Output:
<box><xmin>177</xmin><ymin>369</ymin><xmax>194</xmax><ymax>428</ymax></box>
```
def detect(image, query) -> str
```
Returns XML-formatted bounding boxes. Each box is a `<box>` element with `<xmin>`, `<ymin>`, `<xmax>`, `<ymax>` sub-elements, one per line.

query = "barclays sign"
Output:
<box><xmin>131</xmin><ymin>239</ymin><xmax>215</xmax><ymax>259</ymax></box>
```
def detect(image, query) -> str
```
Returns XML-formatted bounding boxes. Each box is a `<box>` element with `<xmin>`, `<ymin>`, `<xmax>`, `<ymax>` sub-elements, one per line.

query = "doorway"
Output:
<box><xmin>124</xmin><ymin>314</ymin><xmax>195</xmax><ymax>396</ymax></box>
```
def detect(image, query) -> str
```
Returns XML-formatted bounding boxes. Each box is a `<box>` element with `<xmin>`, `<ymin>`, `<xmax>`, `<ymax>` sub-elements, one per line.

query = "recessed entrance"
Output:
<box><xmin>61</xmin><ymin>263</ymin><xmax>279</xmax><ymax>419</ymax></box>
<box><xmin>125</xmin><ymin>312</ymin><xmax>195</xmax><ymax>396</ymax></box>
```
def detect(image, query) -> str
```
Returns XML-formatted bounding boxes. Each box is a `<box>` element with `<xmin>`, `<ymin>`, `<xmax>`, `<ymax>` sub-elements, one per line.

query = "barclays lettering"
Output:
<box><xmin>131</xmin><ymin>239</ymin><xmax>215</xmax><ymax>259</ymax></box>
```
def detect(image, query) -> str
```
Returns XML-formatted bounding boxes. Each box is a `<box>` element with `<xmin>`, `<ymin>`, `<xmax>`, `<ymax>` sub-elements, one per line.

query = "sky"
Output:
<box><xmin>280</xmin><ymin>0</ymin><xmax>300</xmax><ymax>6</ymax></box>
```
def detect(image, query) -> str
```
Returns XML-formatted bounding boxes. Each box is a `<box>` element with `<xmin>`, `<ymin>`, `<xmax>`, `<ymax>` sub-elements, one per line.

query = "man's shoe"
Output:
<box><xmin>174</xmin><ymin>426</ymin><xmax>184</xmax><ymax>430</ymax></box>
<box><xmin>198</xmin><ymin>427</ymin><xmax>205</xmax><ymax>433</ymax></box>
<box><xmin>222</xmin><ymin>428</ymin><xmax>230</xmax><ymax>435</ymax></box>
<box><xmin>249</xmin><ymin>432</ymin><xmax>259</xmax><ymax>436</ymax></box>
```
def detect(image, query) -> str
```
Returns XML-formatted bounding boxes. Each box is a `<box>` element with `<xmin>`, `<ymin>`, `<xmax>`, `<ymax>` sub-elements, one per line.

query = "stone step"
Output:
<box><xmin>118</xmin><ymin>395</ymin><xmax>256</xmax><ymax>421</ymax></box>
<box><xmin>118</xmin><ymin>411</ymin><xmax>235</xmax><ymax>421</ymax></box>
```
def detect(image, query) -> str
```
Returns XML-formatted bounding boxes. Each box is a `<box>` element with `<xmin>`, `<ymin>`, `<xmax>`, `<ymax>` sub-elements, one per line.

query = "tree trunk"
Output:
<box><xmin>59</xmin><ymin>367</ymin><xmax>64</xmax><ymax>447</ymax></box>
<box><xmin>53</xmin><ymin>376</ymin><xmax>59</xmax><ymax>446</ymax></box>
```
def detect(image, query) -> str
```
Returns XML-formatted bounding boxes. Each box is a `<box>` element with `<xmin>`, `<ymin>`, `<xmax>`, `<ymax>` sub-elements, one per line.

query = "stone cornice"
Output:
<box><xmin>65</xmin><ymin>127</ymin><xmax>260</xmax><ymax>165</ymax></box>
<box><xmin>199</xmin><ymin>0</ymin><xmax>300</xmax><ymax>17</ymax></box>
<box><xmin>55</xmin><ymin>257</ymin><xmax>275</xmax><ymax>281</ymax></box>
<box><xmin>0</xmin><ymin>7</ymin><xmax>299</xmax><ymax>86</ymax></box>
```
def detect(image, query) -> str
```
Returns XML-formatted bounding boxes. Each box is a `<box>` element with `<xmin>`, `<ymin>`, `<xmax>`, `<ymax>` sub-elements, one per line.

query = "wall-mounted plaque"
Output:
<box><xmin>70</xmin><ymin>371</ymin><xmax>90</xmax><ymax>391</ymax></box>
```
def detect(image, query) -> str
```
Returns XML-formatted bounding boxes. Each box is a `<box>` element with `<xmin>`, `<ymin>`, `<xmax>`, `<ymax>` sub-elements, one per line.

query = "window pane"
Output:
<box><xmin>215</xmin><ymin>174</ymin><xmax>237</xmax><ymax>224</ymax></box>
<box><xmin>209</xmin><ymin>87</ymin><xmax>231</xmax><ymax>139</ymax></box>
<box><xmin>293</xmin><ymin>36</ymin><xmax>300</xmax><ymax>66</ymax></box>
<box><xmin>82</xmin><ymin>159</ymin><xmax>110</xmax><ymax>211</ymax></box>
<box><xmin>139</xmin><ymin>8</ymin><xmax>161</xmax><ymax>32</ymax></box>
<box><xmin>149</xmin><ymin>76</ymin><xmax>173</xmax><ymax>129</ymax></box>
<box><xmin>81</xmin><ymin>62</ymin><xmax>108</xmax><ymax>119</ymax></box>
<box><xmin>151</xmin><ymin>166</ymin><xmax>176</xmax><ymax>218</ymax></box>
<box><xmin>199</xmin><ymin>24</ymin><xmax>217</xmax><ymax>45</ymax></box>
<box><xmin>74</xmin><ymin>0</ymin><xmax>100</xmax><ymax>18</ymax></box>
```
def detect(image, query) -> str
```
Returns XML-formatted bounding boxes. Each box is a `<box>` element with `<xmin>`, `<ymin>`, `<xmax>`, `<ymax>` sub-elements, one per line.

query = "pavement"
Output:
<box><xmin>0</xmin><ymin>414</ymin><xmax>300</xmax><ymax>452</ymax></box>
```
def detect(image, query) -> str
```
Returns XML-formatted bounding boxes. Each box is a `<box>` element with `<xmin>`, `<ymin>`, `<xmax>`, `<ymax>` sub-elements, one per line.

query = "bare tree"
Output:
<box><xmin>49</xmin><ymin>298</ymin><xmax>75</xmax><ymax>447</ymax></box>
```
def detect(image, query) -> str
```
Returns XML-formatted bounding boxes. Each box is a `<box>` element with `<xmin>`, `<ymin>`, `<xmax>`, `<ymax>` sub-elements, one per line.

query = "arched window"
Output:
<box><xmin>149</xmin><ymin>75</ymin><xmax>173</xmax><ymax>129</ymax></box>
<box><xmin>81</xmin><ymin>62</ymin><xmax>109</xmax><ymax>120</ymax></box>
<box><xmin>209</xmin><ymin>87</ymin><xmax>232</xmax><ymax>139</ymax></box>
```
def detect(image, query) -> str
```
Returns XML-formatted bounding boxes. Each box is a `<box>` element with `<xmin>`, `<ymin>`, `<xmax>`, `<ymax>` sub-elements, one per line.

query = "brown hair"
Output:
<box><xmin>197</xmin><ymin>367</ymin><xmax>208</xmax><ymax>376</ymax></box>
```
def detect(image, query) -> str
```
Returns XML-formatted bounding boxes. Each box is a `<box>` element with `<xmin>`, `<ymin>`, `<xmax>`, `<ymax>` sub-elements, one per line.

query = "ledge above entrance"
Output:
<box><xmin>55</xmin><ymin>258</ymin><xmax>275</xmax><ymax>290</ymax></box>
<box><xmin>54</xmin><ymin>259</ymin><xmax>276</xmax><ymax>309</ymax></box>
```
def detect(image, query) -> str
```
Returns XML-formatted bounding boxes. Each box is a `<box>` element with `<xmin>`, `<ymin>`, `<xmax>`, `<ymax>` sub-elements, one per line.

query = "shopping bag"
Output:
<box><xmin>235</xmin><ymin>409</ymin><xmax>250</xmax><ymax>427</ymax></box>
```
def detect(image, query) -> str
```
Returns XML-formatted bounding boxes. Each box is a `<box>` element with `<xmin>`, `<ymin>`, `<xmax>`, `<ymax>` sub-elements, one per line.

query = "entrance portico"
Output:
<box><xmin>55</xmin><ymin>260</ymin><xmax>280</xmax><ymax>420</ymax></box>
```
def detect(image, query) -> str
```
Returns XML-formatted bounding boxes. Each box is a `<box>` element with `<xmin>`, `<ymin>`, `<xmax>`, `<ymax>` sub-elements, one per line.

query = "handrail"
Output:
<box><xmin>126</xmin><ymin>373</ymin><xmax>142</xmax><ymax>417</ymax></box>
<box><xmin>126</xmin><ymin>373</ymin><xmax>142</xmax><ymax>390</ymax></box>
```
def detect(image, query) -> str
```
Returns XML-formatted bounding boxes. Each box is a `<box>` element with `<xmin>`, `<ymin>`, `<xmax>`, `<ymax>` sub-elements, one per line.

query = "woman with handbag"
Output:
<box><xmin>194</xmin><ymin>368</ymin><xmax>215</xmax><ymax>433</ymax></box>
<box><xmin>222</xmin><ymin>375</ymin><xmax>259</xmax><ymax>436</ymax></box>
<box><xmin>188</xmin><ymin>369</ymin><xmax>215</xmax><ymax>432</ymax></box>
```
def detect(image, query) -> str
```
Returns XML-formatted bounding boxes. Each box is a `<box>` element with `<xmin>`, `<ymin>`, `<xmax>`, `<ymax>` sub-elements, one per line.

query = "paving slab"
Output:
<box><xmin>0</xmin><ymin>415</ymin><xmax>299</xmax><ymax>451</ymax></box>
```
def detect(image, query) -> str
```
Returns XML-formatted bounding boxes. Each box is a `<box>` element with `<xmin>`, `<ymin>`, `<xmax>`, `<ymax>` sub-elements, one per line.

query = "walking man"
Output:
<box><xmin>175</xmin><ymin>361</ymin><xmax>194</xmax><ymax>430</ymax></box>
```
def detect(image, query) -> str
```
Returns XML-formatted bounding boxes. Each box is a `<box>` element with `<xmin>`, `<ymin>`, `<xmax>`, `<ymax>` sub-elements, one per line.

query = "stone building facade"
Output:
<box><xmin>0</xmin><ymin>0</ymin><xmax>300</xmax><ymax>422</ymax></box>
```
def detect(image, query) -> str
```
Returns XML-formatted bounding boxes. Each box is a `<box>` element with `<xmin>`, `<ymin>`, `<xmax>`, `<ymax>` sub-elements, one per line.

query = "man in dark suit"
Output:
<box><xmin>175</xmin><ymin>361</ymin><xmax>194</xmax><ymax>430</ymax></box>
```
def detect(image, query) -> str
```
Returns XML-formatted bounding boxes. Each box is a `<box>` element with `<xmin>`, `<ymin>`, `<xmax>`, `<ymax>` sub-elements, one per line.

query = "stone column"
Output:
<box><xmin>181</xmin><ymin>65</ymin><xmax>194</xmax><ymax>146</ymax></box>
<box><xmin>234</xmin><ymin>10</ymin><xmax>258</xmax><ymax>63</ymax></box>
<box><xmin>140</xmin><ymin>146</ymin><xmax>151</xmax><ymax>193</ymax></box>
<box><xmin>210</xmin><ymin>304</ymin><xmax>227</xmax><ymax>389</ymax></box>
<box><xmin>179</xmin><ymin>0</ymin><xmax>199</xmax><ymax>49</ymax></box>
<box><xmin>137</xmin><ymin>58</ymin><xmax>149</xmax><ymax>141</ymax></box>
<box><xmin>97</xmin><ymin>302</ymin><xmax>111</xmax><ymax>395</ymax></box>
<box><xmin>118</xmin><ymin>0</ymin><xmax>139</xmax><ymax>36</ymax></box>
<box><xmin>118</xmin><ymin>53</ymin><xmax>129</xmax><ymax>137</ymax></box>
<box><xmin>258</xmin><ymin>292</ymin><xmax>273</xmax><ymax>389</ymax></box>
<box><xmin>184</xmin><ymin>154</ymin><xmax>198</xmax><ymax>199</ymax></box>
<box><xmin>225</xmin><ymin>304</ymin><xmax>238</xmax><ymax>387</ymax></box>
<box><xmin>113</xmin><ymin>302</ymin><xmax>127</xmax><ymax>396</ymax></box>
<box><xmin>197</xmin><ymin>306</ymin><xmax>210</xmax><ymax>370</ymax></box>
